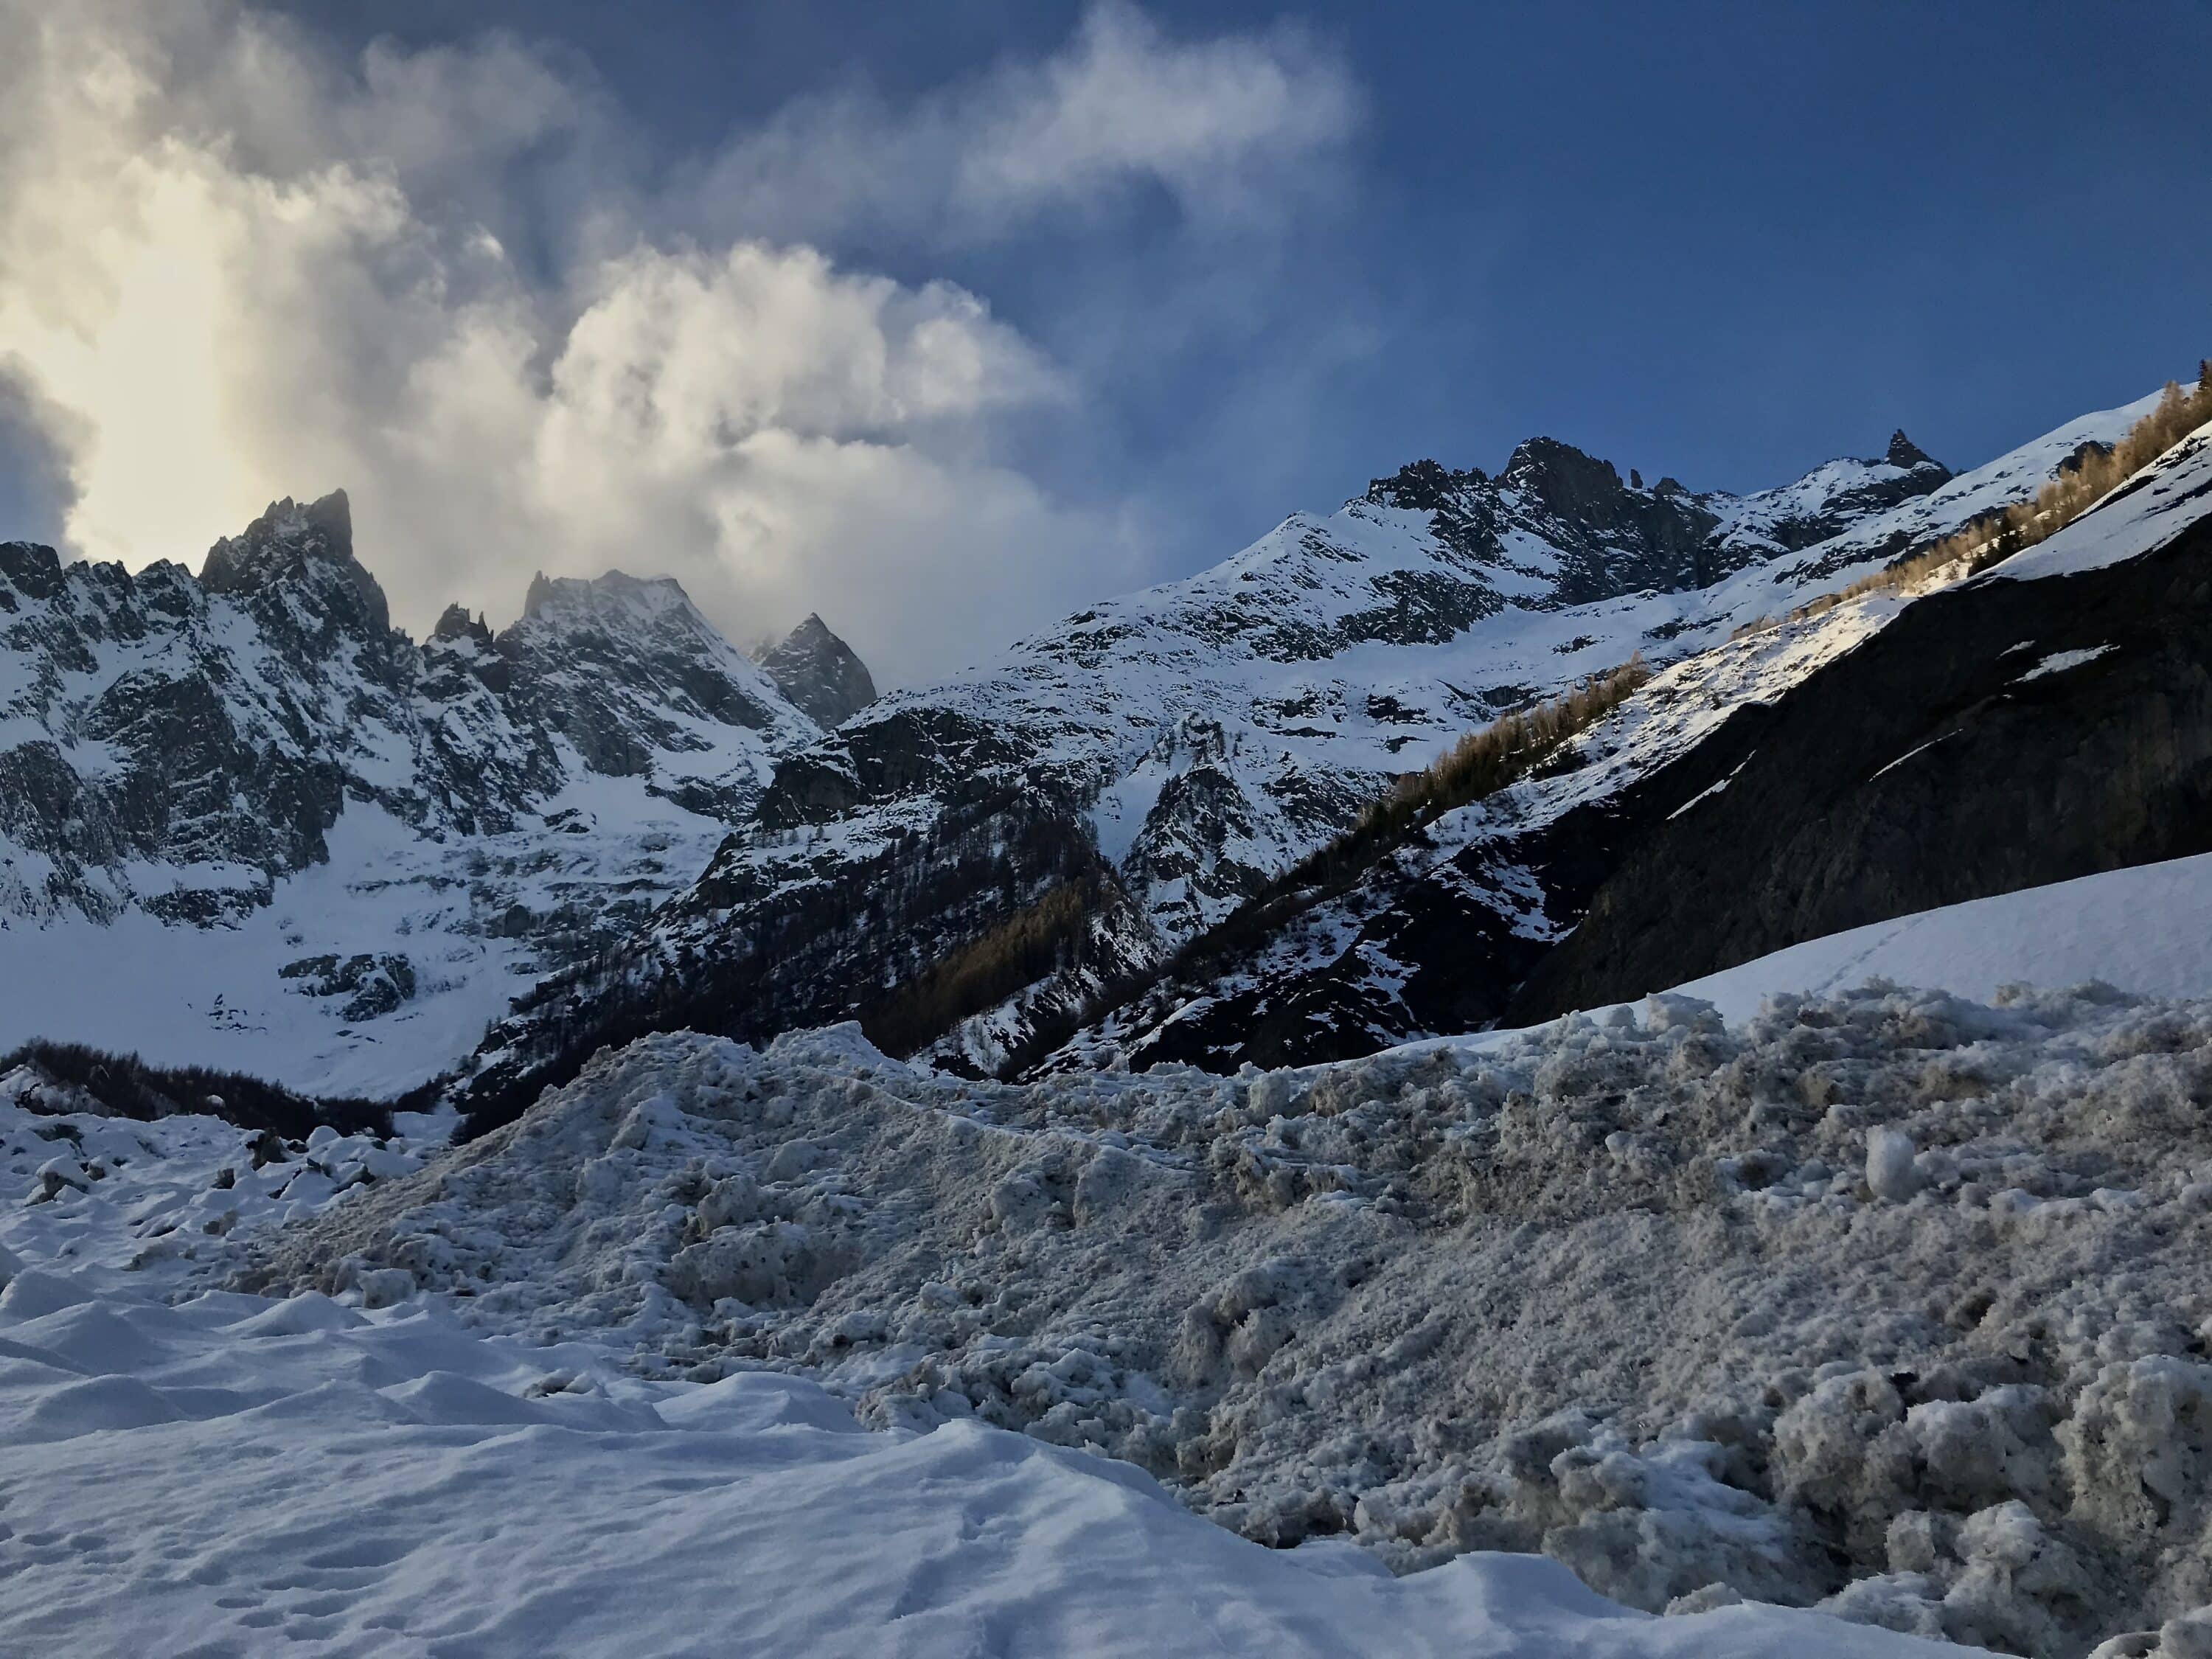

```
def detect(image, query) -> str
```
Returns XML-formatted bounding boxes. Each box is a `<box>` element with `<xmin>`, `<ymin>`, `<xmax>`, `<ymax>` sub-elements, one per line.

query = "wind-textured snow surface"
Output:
<box><xmin>248</xmin><ymin>986</ymin><xmax>2212</xmax><ymax>1655</ymax></box>
<box><xmin>0</xmin><ymin>1067</ymin><xmax>1959</xmax><ymax>1657</ymax></box>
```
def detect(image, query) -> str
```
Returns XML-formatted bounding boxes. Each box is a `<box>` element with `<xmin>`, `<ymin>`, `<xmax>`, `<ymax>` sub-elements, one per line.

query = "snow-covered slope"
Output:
<box><xmin>762</xmin><ymin>426</ymin><xmax>1980</xmax><ymax>943</ymax></box>
<box><xmin>1672</xmin><ymin>849</ymin><xmax>2212</xmax><ymax>1023</ymax></box>
<box><xmin>0</xmin><ymin>493</ymin><xmax>831</xmax><ymax>1094</ymax></box>
<box><xmin>461</xmin><ymin>400</ymin><xmax>2149</xmax><ymax>1113</ymax></box>
<box><xmin>1994</xmin><ymin>414</ymin><xmax>2212</xmax><ymax>582</ymax></box>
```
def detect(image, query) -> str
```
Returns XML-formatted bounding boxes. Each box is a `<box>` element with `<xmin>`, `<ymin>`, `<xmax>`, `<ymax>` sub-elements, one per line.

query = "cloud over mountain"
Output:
<box><xmin>0</xmin><ymin>0</ymin><xmax>1358</xmax><ymax>684</ymax></box>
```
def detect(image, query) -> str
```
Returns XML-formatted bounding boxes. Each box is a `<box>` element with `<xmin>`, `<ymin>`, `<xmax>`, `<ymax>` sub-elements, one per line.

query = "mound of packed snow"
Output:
<box><xmin>0</xmin><ymin>1089</ymin><xmax>1961</xmax><ymax>1655</ymax></box>
<box><xmin>243</xmin><ymin>989</ymin><xmax>2212</xmax><ymax>1655</ymax></box>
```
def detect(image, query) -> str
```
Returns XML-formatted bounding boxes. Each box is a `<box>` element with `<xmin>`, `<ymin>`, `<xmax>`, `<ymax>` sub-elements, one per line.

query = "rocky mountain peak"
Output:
<box><xmin>198</xmin><ymin>488</ymin><xmax>389</xmax><ymax>641</ymax></box>
<box><xmin>757</xmin><ymin>613</ymin><xmax>877</xmax><ymax>730</ymax></box>
<box><xmin>1363</xmin><ymin>459</ymin><xmax>1487</xmax><ymax>512</ymax></box>
<box><xmin>0</xmin><ymin>540</ymin><xmax>67</xmax><ymax>603</ymax></box>
<box><xmin>200</xmin><ymin>490</ymin><xmax>354</xmax><ymax>582</ymax></box>
<box><xmin>1500</xmin><ymin>435</ymin><xmax>1625</xmax><ymax>503</ymax></box>
<box><xmin>496</xmin><ymin>568</ymin><xmax>815</xmax><ymax>797</ymax></box>
<box><xmin>519</xmin><ymin>568</ymin><xmax>695</xmax><ymax>626</ymax></box>
<box><xmin>1884</xmin><ymin>429</ymin><xmax>1941</xmax><ymax>471</ymax></box>
<box><xmin>431</xmin><ymin>603</ymin><xmax>493</xmax><ymax>648</ymax></box>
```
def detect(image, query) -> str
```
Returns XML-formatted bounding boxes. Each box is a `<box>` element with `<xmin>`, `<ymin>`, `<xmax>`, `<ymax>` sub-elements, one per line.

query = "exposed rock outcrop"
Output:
<box><xmin>756</xmin><ymin>613</ymin><xmax>877</xmax><ymax>730</ymax></box>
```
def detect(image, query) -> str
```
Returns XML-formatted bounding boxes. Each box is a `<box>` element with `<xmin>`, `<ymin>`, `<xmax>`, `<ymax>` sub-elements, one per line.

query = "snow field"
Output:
<box><xmin>1671</xmin><ymin>852</ymin><xmax>2212</xmax><ymax>1025</ymax></box>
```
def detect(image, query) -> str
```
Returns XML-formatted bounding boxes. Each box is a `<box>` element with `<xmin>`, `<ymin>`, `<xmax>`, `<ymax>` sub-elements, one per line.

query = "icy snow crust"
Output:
<box><xmin>0</xmin><ymin>1060</ymin><xmax>1956</xmax><ymax>1655</ymax></box>
<box><xmin>246</xmin><ymin>987</ymin><xmax>2212</xmax><ymax>1655</ymax></box>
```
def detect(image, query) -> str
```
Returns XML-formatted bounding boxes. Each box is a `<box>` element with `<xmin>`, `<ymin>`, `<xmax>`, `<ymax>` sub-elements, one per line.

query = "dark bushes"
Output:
<box><xmin>0</xmin><ymin>1040</ymin><xmax>421</xmax><ymax>1139</ymax></box>
<box><xmin>859</xmin><ymin>882</ymin><xmax>1093</xmax><ymax>1059</ymax></box>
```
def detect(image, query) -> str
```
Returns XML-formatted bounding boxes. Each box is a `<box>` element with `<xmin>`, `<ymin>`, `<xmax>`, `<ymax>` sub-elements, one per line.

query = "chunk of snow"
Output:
<box><xmin>2014</xmin><ymin>644</ymin><xmax>2116</xmax><ymax>684</ymax></box>
<box><xmin>1866</xmin><ymin>1129</ymin><xmax>1919</xmax><ymax>1203</ymax></box>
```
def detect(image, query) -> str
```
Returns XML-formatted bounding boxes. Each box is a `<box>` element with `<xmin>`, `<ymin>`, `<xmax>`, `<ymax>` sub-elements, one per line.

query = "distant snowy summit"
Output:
<box><xmin>0</xmin><ymin>490</ymin><xmax>844</xmax><ymax>923</ymax></box>
<box><xmin>0</xmin><ymin>490</ymin><xmax>872</xmax><ymax>1093</ymax></box>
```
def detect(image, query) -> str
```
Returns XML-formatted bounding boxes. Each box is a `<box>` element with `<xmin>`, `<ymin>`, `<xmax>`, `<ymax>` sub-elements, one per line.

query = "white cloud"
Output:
<box><xmin>0</xmin><ymin>0</ymin><xmax>1353</xmax><ymax>684</ymax></box>
<box><xmin>686</xmin><ymin>1</ymin><xmax>1359</xmax><ymax>248</ymax></box>
<box><xmin>956</xmin><ymin>1</ymin><xmax>1357</xmax><ymax>222</ymax></box>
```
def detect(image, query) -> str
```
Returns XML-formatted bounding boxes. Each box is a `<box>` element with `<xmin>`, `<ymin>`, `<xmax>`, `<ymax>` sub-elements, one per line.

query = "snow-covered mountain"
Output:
<box><xmin>457</xmin><ymin>400</ymin><xmax>2148</xmax><ymax>1120</ymax></box>
<box><xmin>0</xmin><ymin>390</ymin><xmax>2178</xmax><ymax>1112</ymax></box>
<box><xmin>1069</xmin><ymin>397</ymin><xmax>2212</xmax><ymax>1074</ymax></box>
<box><xmin>0</xmin><ymin>491</ymin><xmax>832</xmax><ymax>1093</ymax></box>
<box><xmin>15</xmin><ymin>386</ymin><xmax>2212</xmax><ymax>1659</ymax></box>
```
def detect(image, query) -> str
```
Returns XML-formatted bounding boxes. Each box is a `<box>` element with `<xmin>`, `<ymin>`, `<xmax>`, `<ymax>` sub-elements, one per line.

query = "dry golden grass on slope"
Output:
<box><xmin>1737</xmin><ymin>366</ymin><xmax>2212</xmax><ymax>641</ymax></box>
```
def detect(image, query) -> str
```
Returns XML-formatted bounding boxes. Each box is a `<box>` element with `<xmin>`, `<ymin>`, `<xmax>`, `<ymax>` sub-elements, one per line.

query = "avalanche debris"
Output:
<box><xmin>243</xmin><ymin>983</ymin><xmax>2212</xmax><ymax>1654</ymax></box>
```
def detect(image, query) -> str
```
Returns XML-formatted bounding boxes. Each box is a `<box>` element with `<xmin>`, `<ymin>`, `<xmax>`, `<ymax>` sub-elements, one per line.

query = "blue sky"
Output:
<box><xmin>2</xmin><ymin>1</ymin><xmax>2207</xmax><ymax>681</ymax></box>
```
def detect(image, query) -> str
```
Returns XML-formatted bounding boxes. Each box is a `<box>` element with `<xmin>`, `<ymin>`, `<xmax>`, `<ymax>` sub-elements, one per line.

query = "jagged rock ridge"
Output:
<box><xmin>0</xmin><ymin>492</ymin><xmax>873</xmax><ymax>1093</ymax></box>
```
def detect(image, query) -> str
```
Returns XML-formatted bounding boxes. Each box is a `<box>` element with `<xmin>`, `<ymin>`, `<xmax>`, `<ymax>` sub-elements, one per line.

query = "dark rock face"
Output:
<box><xmin>431</xmin><ymin>604</ymin><xmax>493</xmax><ymax>647</ymax></box>
<box><xmin>757</xmin><ymin>705</ymin><xmax>1026</xmax><ymax>829</ymax></box>
<box><xmin>1103</xmin><ymin>728</ymin><xmax>1756</xmax><ymax>1074</ymax></box>
<box><xmin>1364</xmin><ymin>431</ymin><xmax>1955</xmax><ymax>611</ymax></box>
<box><xmin>1512</xmin><ymin>518</ymin><xmax>2212</xmax><ymax>1020</ymax></box>
<box><xmin>1502</xmin><ymin>439</ymin><xmax>1731</xmax><ymax>602</ymax></box>
<box><xmin>1887</xmin><ymin>429</ymin><xmax>1938</xmax><ymax>469</ymax></box>
<box><xmin>1363</xmin><ymin>440</ymin><xmax>1733</xmax><ymax>608</ymax></box>
<box><xmin>457</xmin><ymin>784</ymin><xmax>1145</xmax><ymax>1128</ymax></box>
<box><xmin>757</xmin><ymin>613</ymin><xmax>877</xmax><ymax>729</ymax></box>
<box><xmin>279</xmin><ymin>952</ymin><xmax>419</xmax><ymax>1021</ymax></box>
